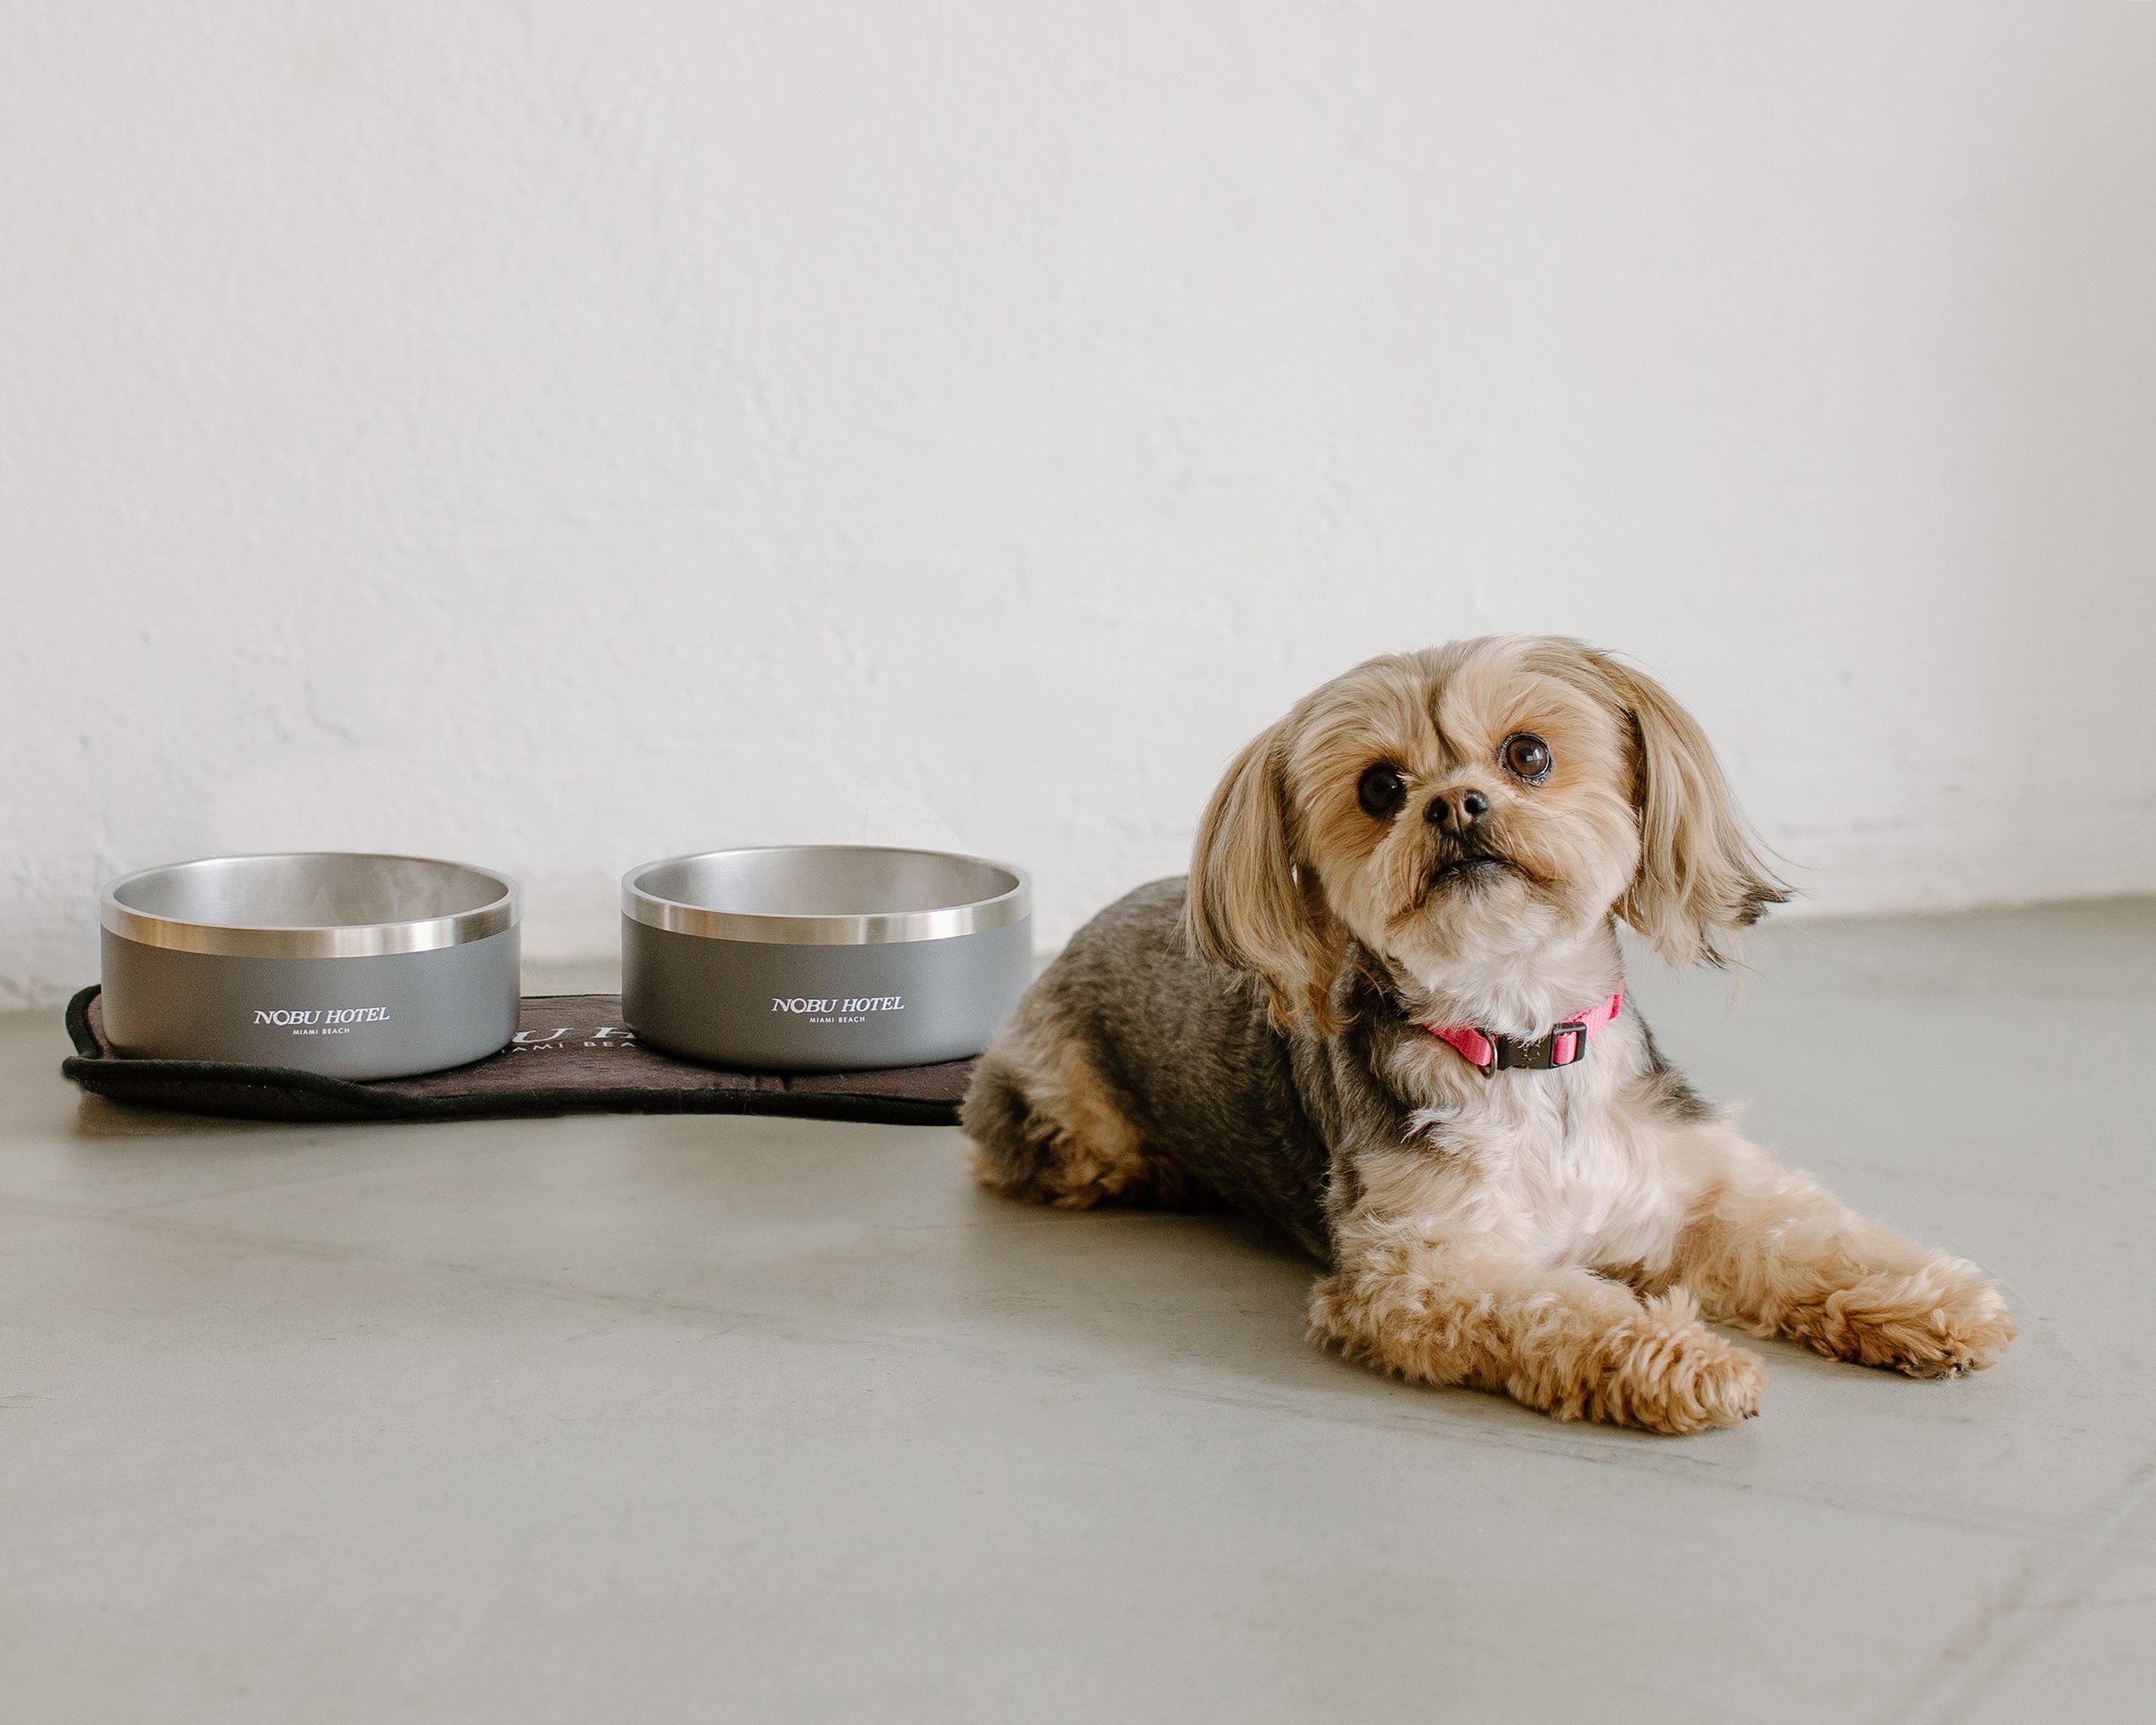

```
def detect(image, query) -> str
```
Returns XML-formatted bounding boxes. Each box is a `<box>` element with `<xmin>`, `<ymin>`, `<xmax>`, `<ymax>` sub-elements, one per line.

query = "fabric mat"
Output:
<box><xmin>61</xmin><ymin>986</ymin><xmax>974</xmax><ymax>1126</ymax></box>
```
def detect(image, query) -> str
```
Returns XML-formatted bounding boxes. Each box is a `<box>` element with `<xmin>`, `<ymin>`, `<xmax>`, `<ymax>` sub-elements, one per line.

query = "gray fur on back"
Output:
<box><xmin>993</xmin><ymin>878</ymin><xmax>1705</xmax><ymax>1265</ymax></box>
<box><xmin>1020</xmin><ymin>878</ymin><xmax>1360</xmax><ymax>1259</ymax></box>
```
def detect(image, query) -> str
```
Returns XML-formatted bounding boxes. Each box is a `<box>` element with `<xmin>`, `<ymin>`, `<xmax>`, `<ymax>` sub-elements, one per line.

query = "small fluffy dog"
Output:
<box><xmin>963</xmin><ymin>636</ymin><xmax>2014</xmax><ymax>1434</ymax></box>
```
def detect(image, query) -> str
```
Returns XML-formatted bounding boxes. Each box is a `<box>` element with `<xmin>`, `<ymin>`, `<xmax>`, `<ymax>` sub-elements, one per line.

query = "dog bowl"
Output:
<box><xmin>622</xmin><ymin>846</ymin><xmax>1031</xmax><ymax>1071</ymax></box>
<box><xmin>100</xmin><ymin>853</ymin><xmax>520</xmax><ymax>1079</ymax></box>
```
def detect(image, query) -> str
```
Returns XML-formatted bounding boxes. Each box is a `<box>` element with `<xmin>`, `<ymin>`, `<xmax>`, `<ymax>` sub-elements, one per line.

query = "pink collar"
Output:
<box><xmin>1423</xmin><ymin>990</ymin><xmax>1625</xmax><ymax>1076</ymax></box>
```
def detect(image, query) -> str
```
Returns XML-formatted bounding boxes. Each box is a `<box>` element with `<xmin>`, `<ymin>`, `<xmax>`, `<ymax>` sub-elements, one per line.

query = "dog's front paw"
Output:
<box><xmin>1809</xmin><ymin>1257</ymin><xmax>2015</xmax><ymax>1378</ymax></box>
<box><xmin>1573</xmin><ymin>1290</ymin><xmax>1765</xmax><ymax>1435</ymax></box>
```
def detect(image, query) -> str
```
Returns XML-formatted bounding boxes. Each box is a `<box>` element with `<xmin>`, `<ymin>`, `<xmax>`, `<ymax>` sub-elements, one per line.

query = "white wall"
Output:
<box><xmin>4</xmin><ymin>3</ymin><xmax>2154</xmax><ymax>1007</ymax></box>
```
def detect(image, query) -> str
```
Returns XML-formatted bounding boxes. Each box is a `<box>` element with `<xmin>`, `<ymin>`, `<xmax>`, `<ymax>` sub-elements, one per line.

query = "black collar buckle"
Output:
<box><xmin>1492</xmin><ymin>1018</ymin><xmax>1589</xmax><ymax>1072</ymax></box>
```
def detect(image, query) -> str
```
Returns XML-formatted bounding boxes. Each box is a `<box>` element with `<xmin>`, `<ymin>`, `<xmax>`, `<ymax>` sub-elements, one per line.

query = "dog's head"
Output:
<box><xmin>1188</xmin><ymin>636</ymin><xmax>1786</xmax><ymax>1030</ymax></box>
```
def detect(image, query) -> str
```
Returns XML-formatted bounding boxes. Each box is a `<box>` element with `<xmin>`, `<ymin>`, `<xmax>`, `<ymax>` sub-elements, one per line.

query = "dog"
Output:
<box><xmin>962</xmin><ymin>635</ymin><xmax>2014</xmax><ymax>1434</ymax></box>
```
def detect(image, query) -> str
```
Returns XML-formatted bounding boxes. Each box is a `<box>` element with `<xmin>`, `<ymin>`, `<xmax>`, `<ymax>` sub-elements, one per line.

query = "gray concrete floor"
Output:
<box><xmin>2</xmin><ymin>904</ymin><xmax>2151</xmax><ymax>1722</ymax></box>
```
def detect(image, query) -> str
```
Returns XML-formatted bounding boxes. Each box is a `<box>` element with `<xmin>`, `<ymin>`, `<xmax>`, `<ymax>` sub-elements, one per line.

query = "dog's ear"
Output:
<box><xmin>1187</xmin><ymin>719</ymin><xmax>1348</xmax><ymax>1033</ymax></box>
<box><xmin>1587</xmin><ymin>652</ymin><xmax>1789</xmax><ymax>967</ymax></box>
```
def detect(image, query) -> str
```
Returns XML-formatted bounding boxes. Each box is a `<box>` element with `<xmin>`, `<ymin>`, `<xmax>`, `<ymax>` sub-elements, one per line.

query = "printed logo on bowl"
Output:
<box><xmin>253</xmin><ymin>1007</ymin><xmax>392</xmax><ymax>1039</ymax></box>
<box><xmin>770</xmin><ymin>996</ymin><xmax>906</xmax><ymax>1025</ymax></box>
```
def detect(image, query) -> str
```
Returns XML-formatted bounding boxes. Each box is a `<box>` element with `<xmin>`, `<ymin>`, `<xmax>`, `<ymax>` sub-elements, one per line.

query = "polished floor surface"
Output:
<box><xmin>3</xmin><ymin>903</ymin><xmax>2151</xmax><ymax>1722</ymax></box>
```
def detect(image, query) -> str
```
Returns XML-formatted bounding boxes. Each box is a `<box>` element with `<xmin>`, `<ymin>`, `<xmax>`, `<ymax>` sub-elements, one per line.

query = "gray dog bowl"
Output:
<box><xmin>100</xmin><ymin>852</ymin><xmax>520</xmax><ymax>1080</ymax></box>
<box><xmin>622</xmin><ymin>846</ymin><xmax>1031</xmax><ymax>1072</ymax></box>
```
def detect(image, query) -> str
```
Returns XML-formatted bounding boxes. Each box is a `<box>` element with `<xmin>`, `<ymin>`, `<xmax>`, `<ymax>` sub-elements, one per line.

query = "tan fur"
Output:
<box><xmin>1308</xmin><ymin>1256</ymin><xmax>1766</xmax><ymax>1434</ymax></box>
<box><xmin>974</xmin><ymin>635</ymin><xmax>2012</xmax><ymax>1434</ymax></box>
<box><xmin>1668</xmin><ymin>1138</ymin><xmax>2016</xmax><ymax>1375</ymax></box>
<box><xmin>1306</xmin><ymin>1056</ymin><xmax>2011</xmax><ymax>1429</ymax></box>
<box><xmin>965</xmin><ymin>994</ymin><xmax>1200</xmax><ymax>1211</ymax></box>
<box><xmin>1188</xmin><ymin>722</ymin><xmax>1353</xmax><ymax>1033</ymax></box>
<box><xmin>1542</xmin><ymin>642</ymin><xmax>1787</xmax><ymax>967</ymax></box>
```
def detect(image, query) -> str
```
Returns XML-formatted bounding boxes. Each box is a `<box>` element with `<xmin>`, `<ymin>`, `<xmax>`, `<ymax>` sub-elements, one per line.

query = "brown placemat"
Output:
<box><xmin>61</xmin><ymin>986</ymin><xmax>973</xmax><ymax>1126</ymax></box>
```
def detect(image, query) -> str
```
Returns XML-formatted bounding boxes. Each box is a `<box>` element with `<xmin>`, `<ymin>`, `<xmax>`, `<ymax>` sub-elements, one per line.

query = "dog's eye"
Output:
<box><xmin>1502</xmin><ymin>734</ymin><xmax>1551</xmax><ymax>782</ymax></box>
<box><xmin>1357</xmin><ymin>763</ymin><xmax>1407</xmax><ymax>818</ymax></box>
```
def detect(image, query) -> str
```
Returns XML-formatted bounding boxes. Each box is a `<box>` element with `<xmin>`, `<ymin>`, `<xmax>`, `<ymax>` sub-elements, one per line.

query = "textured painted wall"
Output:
<box><xmin>4</xmin><ymin>3</ymin><xmax>2154</xmax><ymax>1006</ymax></box>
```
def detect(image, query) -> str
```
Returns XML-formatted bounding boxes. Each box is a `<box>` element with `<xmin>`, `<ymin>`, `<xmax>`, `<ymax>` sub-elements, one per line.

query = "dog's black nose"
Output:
<box><xmin>1427</xmin><ymin>789</ymin><xmax>1489</xmax><ymax>830</ymax></box>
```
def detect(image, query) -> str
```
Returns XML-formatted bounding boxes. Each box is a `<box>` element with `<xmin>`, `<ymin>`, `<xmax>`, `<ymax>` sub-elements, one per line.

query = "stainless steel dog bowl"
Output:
<box><xmin>100</xmin><ymin>853</ymin><xmax>520</xmax><ymax>1079</ymax></box>
<box><xmin>622</xmin><ymin>846</ymin><xmax>1031</xmax><ymax>1071</ymax></box>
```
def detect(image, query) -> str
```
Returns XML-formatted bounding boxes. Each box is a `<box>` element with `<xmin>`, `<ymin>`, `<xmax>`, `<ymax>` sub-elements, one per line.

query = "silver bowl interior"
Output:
<box><xmin>113</xmin><ymin>854</ymin><xmax>509</xmax><ymax>928</ymax></box>
<box><xmin>626</xmin><ymin>846</ymin><xmax>1028</xmax><ymax>945</ymax></box>
<box><xmin>104</xmin><ymin>853</ymin><xmax>518</xmax><ymax>958</ymax></box>
<box><xmin>638</xmin><ymin>847</ymin><xmax>1015</xmax><ymax>918</ymax></box>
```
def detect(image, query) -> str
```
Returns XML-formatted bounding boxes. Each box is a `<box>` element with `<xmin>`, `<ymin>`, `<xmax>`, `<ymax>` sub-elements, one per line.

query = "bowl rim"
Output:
<box><xmin>622</xmin><ymin>845</ymin><xmax>1031</xmax><ymax>947</ymax></box>
<box><xmin>102</xmin><ymin>852</ymin><xmax>520</xmax><ymax>959</ymax></box>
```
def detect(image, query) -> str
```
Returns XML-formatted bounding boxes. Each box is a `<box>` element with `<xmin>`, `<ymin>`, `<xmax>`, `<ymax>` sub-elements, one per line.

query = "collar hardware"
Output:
<box><xmin>1423</xmin><ymin>990</ymin><xmax>1624</xmax><ymax>1077</ymax></box>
